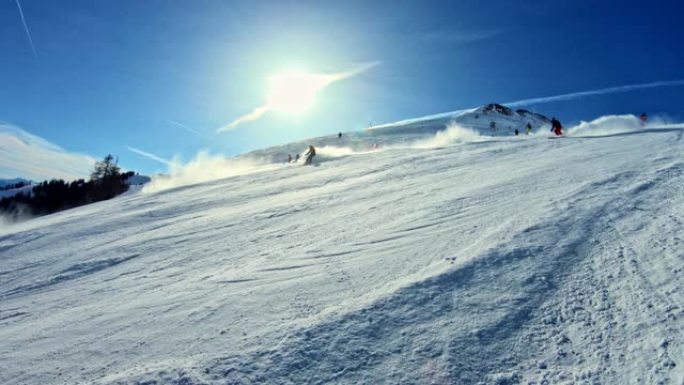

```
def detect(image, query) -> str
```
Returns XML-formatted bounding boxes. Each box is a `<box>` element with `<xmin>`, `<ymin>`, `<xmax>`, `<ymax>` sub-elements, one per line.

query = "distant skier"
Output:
<box><xmin>525</xmin><ymin>122</ymin><xmax>532</xmax><ymax>135</ymax></box>
<box><xmin>490</xmin><ymin>121</ymin><xmax>497</xmax><ymax>133</ymax></box>
<box><xmin>514</xmin><ymin>128</ymin><xmax>519</xmax><ymax>136</ymax></box>
<box><xmin>295</xmin><ymin>153</ymin><xmax>300</xmax><ymax>163</ymax></box>
<box><xmin>304</xmin><ymin>145</ymin><xmax>316</xmax><ymax>165</ymax></box>
<box><xmin>640</xmin><ymin>113</ymin><xmax>648</xmax><ymax>125</ymax></box>
<box><xmin>287</xmin><ymin>154</ymin><xmax>292</xmax><ymax>163</ymax></box>
<box><xmin>551</xmin><ymin>117</ymin><xmax>563</xmax><ymax>136</ymax></box>
<box><xmin>338</xmin><ymin>131</ymin><xmax>342</xmax><ymax>140</ymax></box>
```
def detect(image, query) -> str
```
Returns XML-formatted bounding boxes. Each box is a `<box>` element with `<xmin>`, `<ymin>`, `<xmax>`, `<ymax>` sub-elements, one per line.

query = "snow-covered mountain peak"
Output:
<box><xmin>476</xmin><ymin>103</ymin><xmax>516</xmax><ymax>116</ymax></box>
<box><xmin>470</xmin><ymin>103</ymin><xmax>551</xmax><ymax>123</ymax></box>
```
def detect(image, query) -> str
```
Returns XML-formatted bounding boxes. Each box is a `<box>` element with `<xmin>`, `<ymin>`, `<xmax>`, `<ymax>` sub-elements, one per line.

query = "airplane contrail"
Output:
<box><xmin>374</xmin><ymin>79</ymin><xmax>684</xmax><ymax>129</ymax></box>
<box><xmin>127</xmin><ymin>146</ymin><xmax>173</xmax><ymax>166</ymax></box>
<box><xmin>15</xmin><ymin>0</ymin><xmax>38</xmax><ymax>59</ymax></box>
<box><xmin>167</xmin><ymin>120</ymin><xmax>213</xmax><ymax>140</ymax></box>
<box><xmin>505</xmin><ymin>80</ymin><xmax>684</xmax><ymax>107</ymax></box>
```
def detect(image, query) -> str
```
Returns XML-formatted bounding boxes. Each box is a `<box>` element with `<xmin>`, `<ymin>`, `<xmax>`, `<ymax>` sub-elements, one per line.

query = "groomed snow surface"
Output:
<box><xmin>1</xmin><ymin>116</ymin><xmax>683</xmax><ymax>385</ymax></box>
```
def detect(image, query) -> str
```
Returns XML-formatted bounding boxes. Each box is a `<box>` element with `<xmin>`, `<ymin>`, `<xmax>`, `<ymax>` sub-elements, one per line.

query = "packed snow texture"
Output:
<box><xmin>1</xmin><ymin>114</ymin><xmax>682</xmax><ymax>385</ymax></box>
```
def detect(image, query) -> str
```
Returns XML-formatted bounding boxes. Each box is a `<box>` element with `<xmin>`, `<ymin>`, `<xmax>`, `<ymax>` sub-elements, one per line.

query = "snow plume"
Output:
<box><xmin>143</xmin><ymin>151</ymin><xmax>274</xmax><ymax>193</ymax></box>
<box><xmin>567</xmin><ymin>114</ymin><xmax>646</xmax><ymax>137</ymax></box>
<box><xmin>315</xmin><ymin>145</ymin><xmax>368</xmax><ymax>158</ymax></box>
<box><xmin>0</xmin><ymin>203</ymin><xmax>33</xmax><ymax>233</ymax></box>
<box><xmin>642</xmin><ymin>114</ymin><xmax>682</xmax><ymax>129</ymax></box>
<box><xmin>0</xmin><ymin>215</ymin><xmax>15</xmax><ymax>233</ymax></box>
<box><xmin>278</xmin><ymin>145</ymin><xmax>373</xmax><ymax>165</ymax></box>
<box><xmin>409</xmin><ymin>121</ymin><xmax>483</xmax><ymax>149</ymax></box>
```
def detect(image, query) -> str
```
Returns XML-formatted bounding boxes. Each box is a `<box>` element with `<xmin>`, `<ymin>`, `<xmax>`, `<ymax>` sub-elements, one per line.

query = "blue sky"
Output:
<box><xmin>1</xmin><ymin>0</ymin><xmax>683</xmax><ymax>179</ymax></box>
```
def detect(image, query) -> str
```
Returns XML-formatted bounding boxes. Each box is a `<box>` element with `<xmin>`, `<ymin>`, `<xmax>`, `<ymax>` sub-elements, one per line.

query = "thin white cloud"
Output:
<box><xmin>218</xmin><ymin>61</ymin><xmax>380</xmax><ymax>132</ymax></box>
<box><xmin>506</xmin><ymin>80</ymin><xmax>684</xmax><ymax>107</ymax></box>
<box><xmin>15</xmin><ymin>0</ymin><xmax>38</xmax><ymax>59</ymax></box>
<box><xmin>167</xmin><ymin>120</ymin><xmax>213</xmax><ymax>141</ymax></box>
<box><xmin>0</xmin><ymin>123</ymin><xmax>97</xmax><ymax>181</ymax></box>
<box><xmin>218</xmin><ymin>105</ymin><xmax>270</xmax><ymax>132</ymax></box>
<box><xmin>126</xmin><ymin>146</ymin><xmax>173</xmax><ymax>166</ymax></box>
<box><xmin>333</xmin><ymin>61</ymin><xmax>381</xmax><ymax>79</ymax></box>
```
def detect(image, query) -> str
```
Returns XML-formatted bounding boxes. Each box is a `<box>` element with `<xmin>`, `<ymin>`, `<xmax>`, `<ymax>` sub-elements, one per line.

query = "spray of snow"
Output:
<box><xmin>286</xmin><ymin>122</ymin><xmax>484</xmax><ymax>160</ymax></box>
<box><xmin>0</xmin><ymin>215</ymin><xmax>15</xmax><ymax>231</ymax></box>
<box><xmin>642</xmin><ymin>114</ymin><xmax>682</xmax><ymax>129</ymax></box>
<box><xmin>518</xmin><ymin>114</ymin><xmax>683</xmax><ymax>138</ymax></box>
<box><xmin>409</xmin><ymin>121</ymin><xmax>483</xmax><ymax>149</ymax></box>
<box><xmin>567</xmin><ymin>114</ymin><xmax>644</xmax><ymax>137</ymax></box>
<box><xmin>141</xmin><ymin>114</ymin><xmax>682</xmax><ymax>194</ymax></box>
<box><xmin>566</xmin><ymin>113</ymin><xmax>684</xmax><ymax>137</ymax></box>
<box><xmin>143</xmin><ymin>151</ymin><xmax>275</xmax><ymax>193</ymax></box>
<box><xmin>0</xmin><ymin>204</ymin><xmax>34</xmax><ymax>233</ymax></box>
<box><xmin>315</xmin><ymin>145</ymin><xmax>373</xmax><ymax>158</ymax></box>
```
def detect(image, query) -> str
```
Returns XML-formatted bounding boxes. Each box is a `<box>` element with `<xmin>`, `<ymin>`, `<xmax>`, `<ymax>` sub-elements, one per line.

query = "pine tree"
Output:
<box><xmin>89</xmin><ymin>154</ymin><xmax>127</xmax><ymax>201</ymax></box>
<box><xmin>91</xmin><ymin>154</ymin><xmax>121</xmax><ymax>182</ymax></box>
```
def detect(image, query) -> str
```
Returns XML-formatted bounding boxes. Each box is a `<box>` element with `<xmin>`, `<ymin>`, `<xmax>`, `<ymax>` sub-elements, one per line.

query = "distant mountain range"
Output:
<box><xmin>0</xmin><ymin>178</ymin><xmax>32</xmax><ymax>188</ymax></box>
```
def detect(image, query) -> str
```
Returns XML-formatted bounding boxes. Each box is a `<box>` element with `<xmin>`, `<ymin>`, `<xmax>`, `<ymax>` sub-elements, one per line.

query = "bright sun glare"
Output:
<box><xmin>266</xmin><ymin>69</ymin><xmax>331</xmax><ymax>114</ymax></box>
<box><xmin>221</xmin><ymin>63</ymin><xmax>376</xmax><ymax>131</ymax></box>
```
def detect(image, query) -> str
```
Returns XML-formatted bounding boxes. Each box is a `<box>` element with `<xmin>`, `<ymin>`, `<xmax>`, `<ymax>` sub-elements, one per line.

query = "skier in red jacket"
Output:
<box><xmin>551</xmin><ymin>117</ymin><xmax>563</xmax><ymax>136</ymax></box>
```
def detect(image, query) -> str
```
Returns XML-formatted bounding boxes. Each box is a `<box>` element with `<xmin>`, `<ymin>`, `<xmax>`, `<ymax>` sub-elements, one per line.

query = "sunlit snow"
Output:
<box><xmin>1</xmin><ymin>112</ymin><xmax>682</xmax><ymax>385</ymax></box>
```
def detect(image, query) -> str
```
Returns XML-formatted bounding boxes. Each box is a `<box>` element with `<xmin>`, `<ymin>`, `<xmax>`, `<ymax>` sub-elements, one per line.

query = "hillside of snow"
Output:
<box><xmin>1</xmin><ymin>114</ymin><xmax>682</xmax><ymax>385</ymax></box>
<box><xmin>0</xmin><ymin>179</ymin><xmax>33</xmax><ymax>200</ymax></box>
<box><xmin>372</xmin><ymin>103</ymin><xmax>551</xmax><ymax>136</ymax></box>
<box><xmin>237</xmin><ymin>104</ymin><xmax>550</xmax><ymax>165</ymax></box>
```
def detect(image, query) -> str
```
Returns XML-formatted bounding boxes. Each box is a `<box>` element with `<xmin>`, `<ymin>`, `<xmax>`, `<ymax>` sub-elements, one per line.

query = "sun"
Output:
<box><xmin>265</xmin><ymin>69</ymin><xmax>332</xmax><ymax>114</ymax></box>
<box><xmin>219</xmin><ymin>62</ymin><xmax>377</xmax><ymax>132</ymax></box>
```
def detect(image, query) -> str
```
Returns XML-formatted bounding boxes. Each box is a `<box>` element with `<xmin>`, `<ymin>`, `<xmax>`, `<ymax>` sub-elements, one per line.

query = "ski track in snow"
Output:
<box><xmin>0</xmin><ymin>127</ymin><xmax>683</xmax><ymax>385</ymax></box>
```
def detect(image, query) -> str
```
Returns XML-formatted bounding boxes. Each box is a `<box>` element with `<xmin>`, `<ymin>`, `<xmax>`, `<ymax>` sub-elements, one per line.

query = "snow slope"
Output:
<box><xmin>1</xmin><ymin>117</ymin><xmax>682</xmax><ymax>385</ymax></box>
<box><xmin>239</xmin><ymin>104</ymin><xmax>550</xmax><ymax>165</ymax></box>
<box><xmin>0</xmin><ymin>179</ymin><xmax>33</xmax><ymax>199</ymax></box>
<box><xmin>370</xmin><ymin>104</ymin><xmax>550</xmax><ymax>136</ymax></box>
